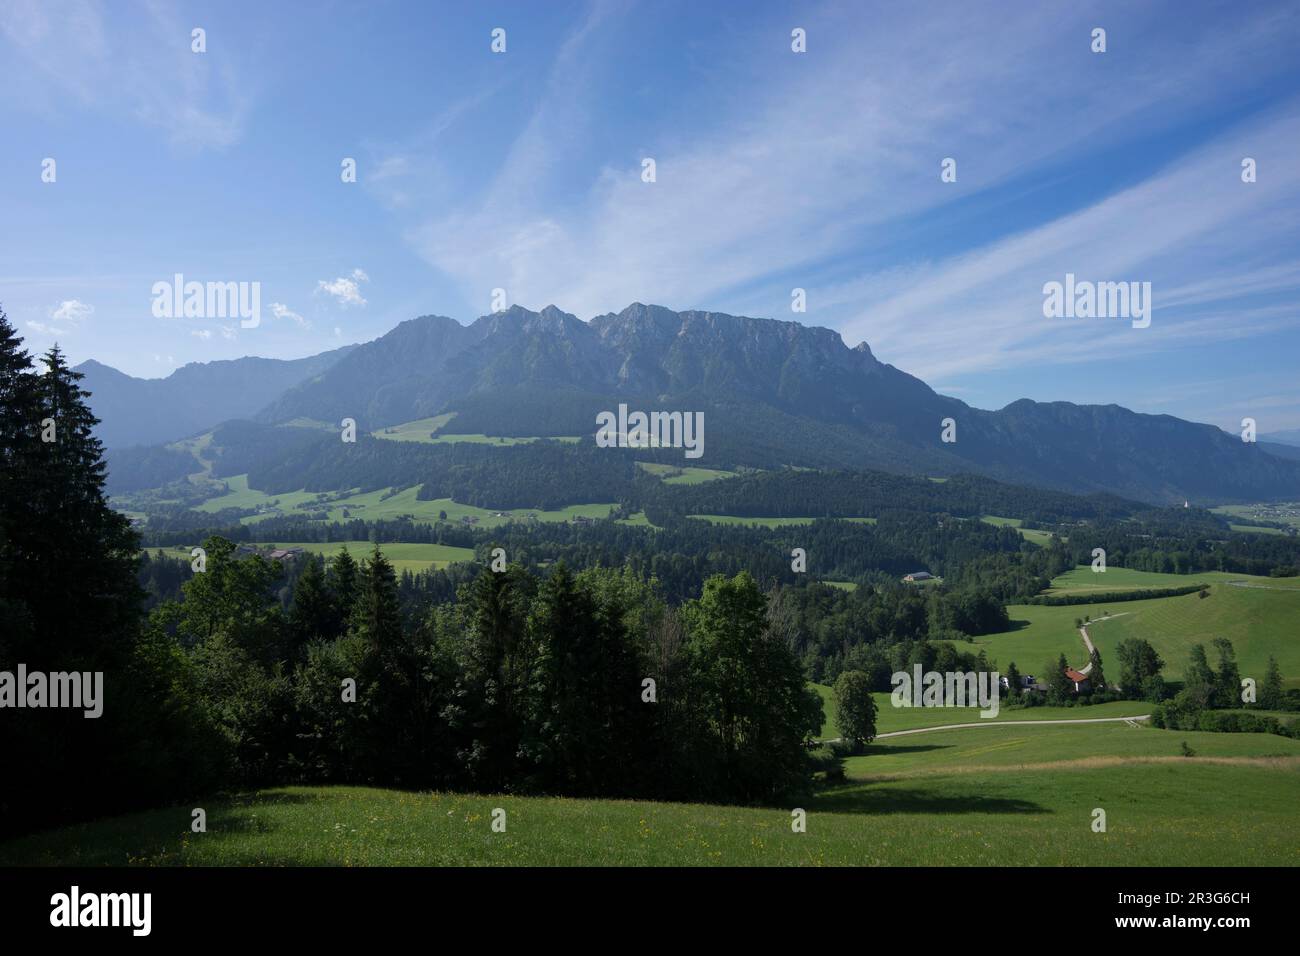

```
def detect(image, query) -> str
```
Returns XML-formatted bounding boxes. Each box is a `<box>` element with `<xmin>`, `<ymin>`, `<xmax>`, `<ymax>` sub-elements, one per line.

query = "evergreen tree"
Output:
<box><xmin>522</xmin><ymin>564</ymin><xmax>618</xmax><ymax>793</ymax></box>
<box><xmin>288</xmin><ymin>555</ymin><xmax>338</xmax><ymax>655</ymax></box>
<box><xmin>351</xmin><ymin>545</ymin><xmax>402</xmax><ymax>654</ymax></box>
<box><xmin>329</xmin><ymin>547</ymin><xmax>359</xmax><ymax>622</ymax></box>
<box><xmin>1260</xmin><ymin>656</ymin><xmax>1284</xmax><ymax>710</ymax></box>
<box><xmin>1004</xmin><ymin>661</ymin><xmax>1022</xmax><ymax>699</ymax></box>
<box><xmin>1088</xmin><ymin>647</ymin><xmax>1105</xmax><ymax>692</ymax></box>
<box><xmin>1183</xmin><ymin>644</ymin><xmax>1216</xmax><ymax>710</ymax></box>
<box><xmin>1211</xmin><ymin>638</ymin><xmax>1240</xmax><ymax>710</ymax></box>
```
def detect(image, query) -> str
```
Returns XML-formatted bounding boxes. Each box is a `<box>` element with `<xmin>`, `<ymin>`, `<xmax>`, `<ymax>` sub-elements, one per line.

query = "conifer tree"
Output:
<box><xmin>288</xmin><ymin>555</ymin><xmax>338</xmax><ymax>654</ymax></box>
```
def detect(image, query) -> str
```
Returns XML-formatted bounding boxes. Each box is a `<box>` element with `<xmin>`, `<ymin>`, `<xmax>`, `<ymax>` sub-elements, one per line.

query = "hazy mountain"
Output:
<box><xmin>244</xmin><ymin>304</ymin><xmax>1300</xmax><ymax>503</ymax></box>
<box><xmin>90</xmin><ymin>304</ymin><xmax>1300</xmax><ymax>504</ymax></box>
<box><xmin>1261</xmin><ymin>428</ymin><xmax>1300</xmax><ymax>447</ymax></box>
<box><xmin>77</xmin><ymin>346</ymin><xmax>356</xmax><ymax>448</ymax></box>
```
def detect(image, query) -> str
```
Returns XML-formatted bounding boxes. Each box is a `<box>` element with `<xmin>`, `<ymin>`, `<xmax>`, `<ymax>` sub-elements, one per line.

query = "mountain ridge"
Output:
<box><xmin>83</xmin><ymin>304</ymin><xmax>1300</xmax><ymax>504</ymax></box>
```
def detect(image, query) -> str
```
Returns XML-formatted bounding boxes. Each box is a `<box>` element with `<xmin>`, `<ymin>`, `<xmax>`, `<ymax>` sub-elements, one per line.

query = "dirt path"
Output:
<box><xmin>1077</xmin><ymin>612</ymin><xmax>1127</xmax><ymax>674</ymax></box>
<box><xmin>873</xmin><ymin>715</ymin><xmax>1150</xmax><ymax>739</ymax></box>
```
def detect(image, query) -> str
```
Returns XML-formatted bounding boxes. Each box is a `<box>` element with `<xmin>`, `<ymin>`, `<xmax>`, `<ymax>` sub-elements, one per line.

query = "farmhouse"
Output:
<box><xmin>902</xmin><ymin>571</ymin><xmax>933</xmax><ymax>583</ymax></box>
<box><xmin>1064</xmin><ymin>668</ymin><xmax>1091</xmax><ymax>694</ymax></box>
<box><xmin>268</xmin><ymin>547</ymin><xmax>304</xmax><ymax>562</ymax></box>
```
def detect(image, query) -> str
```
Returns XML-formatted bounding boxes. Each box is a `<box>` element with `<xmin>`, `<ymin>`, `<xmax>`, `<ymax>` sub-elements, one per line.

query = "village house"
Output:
<box><xmin>1064</xmin><ymin>668</ymin><xmax>1091</xmax><ymax>694</ymax></box>
<box><xmin>902</xmin><ymin>571</ymin><xmax>933</xmax><ymax>583</ymax></box>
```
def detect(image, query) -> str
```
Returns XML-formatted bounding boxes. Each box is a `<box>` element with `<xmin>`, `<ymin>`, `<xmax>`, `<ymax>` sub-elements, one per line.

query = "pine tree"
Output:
<box><xmin>0</xmin><ymin>307</ymin><xmax>39</xmax><ymax>663</ymax></box>
<box><xmin>1260</xmin><ymin>656</ymin><xmax>1284</xmax><ymax>710</ymax></box>
<box><xmin>1088</xmin><ymin>647</ymin><xmax>1105</xmax><ymax>692</ymax></box>
<box><xmin>329</xmin><ymin>547</ymin><xmax>359</xmax><ymax>621</ymax></box>
<box><xmin>13</xmin><ymin>346</ymin><xmax>143</xmax><ymax>666</ymax></box>
<box><xmin>1183</xmin><ymin>644</ymin><xmax>1216</xmax><ymax>710</ymax></box>
<box><xmin>288</xmin><ymin>555</ymin><xmax>338</xmax><ymax>654</ymax></box>
<box><xmin>351</xmin><ymin>545</ymin><xmax>402</xmax><ymax>654</ymax></box>
<box><xmin>1004</xmin><ymin>661</ymin><xmax>1022</xmax><ymax>698</ymax></box>
<box><xmin>1211</xmin><ymin>638</ymin><xmax>1240</xmax><ymax>709</ymax></box>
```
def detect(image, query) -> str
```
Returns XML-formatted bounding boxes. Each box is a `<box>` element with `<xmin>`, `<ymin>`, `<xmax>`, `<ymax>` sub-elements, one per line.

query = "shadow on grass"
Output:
<box><xmin>856</xmin><ymin>743</ymin><xmax>948</xmax><ymax>757</ymax></box>
<box><xmin>811</xmin><ymin>784</ymin><xmax>1045</xmax><ymax>816</ymax></box>
<box><xmin>0</xmin><ymin>789</ymin><xmax>332</xmax><ymax>866</ymax></box>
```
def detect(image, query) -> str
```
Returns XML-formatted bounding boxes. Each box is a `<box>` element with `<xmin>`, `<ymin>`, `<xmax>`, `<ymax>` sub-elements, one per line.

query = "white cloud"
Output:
<box><xmin>315</xmin><ymin>269</ymin><xmax>369</xmax><ymax>308</ymax></box>
<box><xmin>50</xmin><ymin>298</ymin><xmax>93</xmax><ymax>326</ymax></box>
<box><xmin>191</xmin><ymin>329</ymin><xmax>212</xmax><ymax>340</ymax></box>
<box><xmin>25</xmin><ymin>298</ymin><xmax>93</xmax><ymax>337</ymax></box>
<box><xmin>270</xmin><ymin>302</ymin><xmax>309</xmax><ymax>327</ymax></box>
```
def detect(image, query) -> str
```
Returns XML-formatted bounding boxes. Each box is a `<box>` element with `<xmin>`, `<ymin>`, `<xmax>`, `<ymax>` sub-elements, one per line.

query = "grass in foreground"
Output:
<box><xmin>5</xmin><ymin>747</ymin><xmax>1295</xmax><ymax>866</ymax></box>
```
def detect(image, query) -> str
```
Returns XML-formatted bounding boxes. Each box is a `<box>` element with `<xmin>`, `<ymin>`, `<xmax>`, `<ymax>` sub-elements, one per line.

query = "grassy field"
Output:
<box><xmin>636</xmin><ymin>462</ymin><xmax>732</xmax><ymax>484</ymax></box>
<box><xmin>687</xmin><ymin>515</ymin><xmax>877</xmax><ymax>528</ymax></box>
<box><xmin>1212</xmin><ymin>501</ymin><xmax>1300</xmax><ymax>532</ymax></box>
<box><xmin>189</xmin><ymin>476</ymin><xmax>617</xmax><ymax>529</ymax></box>
<box><xmin>845</xmin><ymin>720</ymin><xmax>1300</xmax><ymax>775</ymax></box>
<box><xmin>157</xmin><ymin>541</ymin><xmax>475</xmax><ymax>574</ymax></box>
<box><xmin>5</xmin><ymin>729</ymin><xmax>1295</xmax><ymax>865</ymax></box>
<box><xmin>951</xmin><ymin>567</ymin><xmax>1300</xmax><ymax>688</ymax></box>
<box><xmin>811</xmin><ymin>685</ymin><xmax>1152</xmax><ymax>740</ymax></box>
<box><xmin>1043</xmin><ymin>566</ymin><xmax>1300</xmax><ymax>594</ymax></box>
<box><xmin>193</xmin><ymin>475</ymin><xmax>325</xmax><ymax>516</ymax></box>
<box><xmin>980</xmin><ymin>515</ymin><xmax>1056</xmax><ymax>547</ymax></box>
<box><xmin>372</xmin><ymin>414</ymin><xmax>580</xmax><ymax>446</ymax></box>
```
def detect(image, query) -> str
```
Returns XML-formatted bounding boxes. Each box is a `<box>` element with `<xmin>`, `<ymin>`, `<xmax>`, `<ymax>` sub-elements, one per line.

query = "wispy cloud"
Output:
<box><xmin>315</xmin><ymin>269</ymin><xmax>369</xmax><ymax>308</ymax></box>
<box><xmin>26</xmin><ymin>297</ymin><xmax>94</xmax><ymax>336</ymax></box>
<box><xmin>270</xmin><ymin>302</ymin><xmax>309</xmax><ymax>328</ymax></box>
<box><xmin>0</xmin><ymin>0</ymin><xmax>251</xmax><ymax>149</ymax></box>
<box><xmin>406</xmin><ymin>0</ymin><xmax>1300</xmax><ymax>380</ymax></box>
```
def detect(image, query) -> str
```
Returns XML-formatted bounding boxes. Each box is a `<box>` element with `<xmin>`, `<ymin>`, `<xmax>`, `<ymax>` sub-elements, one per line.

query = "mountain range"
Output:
<box><xmin>81</xmin><ymin>304</ymin><xmax>1300</xmax><ymax>504</ymax></box>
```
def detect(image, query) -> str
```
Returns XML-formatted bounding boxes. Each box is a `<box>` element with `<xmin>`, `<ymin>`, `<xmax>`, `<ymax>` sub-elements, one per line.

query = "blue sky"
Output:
<box><xmin>2</xmin><ymin>0</ymin><xmax>1299</xmax><ymax>432</ymax></box>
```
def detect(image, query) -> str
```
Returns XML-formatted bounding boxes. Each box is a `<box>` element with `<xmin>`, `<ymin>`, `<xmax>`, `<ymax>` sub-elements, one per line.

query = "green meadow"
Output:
<box><xmin>5</xmin><ymin>730</ymin><xmax>1295</xmax><ymax>866</ymax></box>
<box><xmin>636</xmin><ymin>462</ymin><xmax>733</xmax><ymax>484</ymax></box>
<box><xmin>687</xmin><ymin>515</ymin><xmax>877</xmax><ymax>528</ymax></box>
<box><xmin>980</xmin><ymin>515</ymin><xmax>1056</xmax><ymax>546</ymax></box>
<box><xmin>189</xmin><ymin>476</ymin><xmax>616</xmax><ymax>529</ymax></box>
<box><xmin>371</xmin><ymin>414</ymin><xmax>580</xmax><ymax>446</ymax></box>
<box><xmin>811</xmin><ymin>684</ymin><xmax>1152</xmax><ymax>740</ymax></box>
<box><xmin>949</xmin><ymin>567</ymin><xmax>1300</xmax><ymax>688</ymax></box>
<box><xmin>1212</xmin><ymin>502</ymin><xmax>1300</xmax><ymax>532</ymax></box>
<box><xmin>1043</xmin><ymin>565</ymin><xmax>1300</xmax><ymax>594</ymax></box>
<box><xmin>158</xmin><ymin>541</ymin><xmax>475</xmax><ymax>574</ymax></box>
